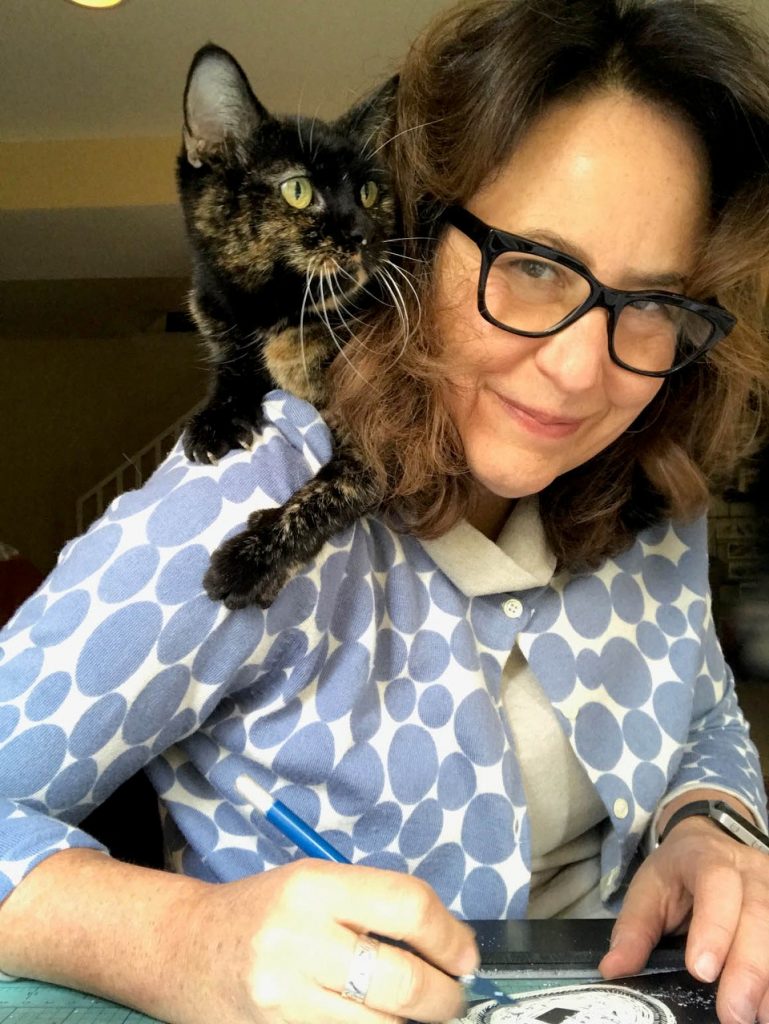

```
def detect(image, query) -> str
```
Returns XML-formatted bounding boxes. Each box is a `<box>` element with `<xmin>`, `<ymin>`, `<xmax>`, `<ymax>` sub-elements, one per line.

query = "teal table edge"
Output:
<box><xmin>0</xmin><ymin>978</ymin><xmax>161</xmax><ymax>1022</ymax></box>
<box><xmin>0</xmin><ymin>976</ymin><xmax>574</xmax><ymax>1022</ymax></box>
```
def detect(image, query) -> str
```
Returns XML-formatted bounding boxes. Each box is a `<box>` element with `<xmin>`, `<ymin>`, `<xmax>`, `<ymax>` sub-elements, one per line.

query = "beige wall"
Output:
<box><xmin>1</xmin><ymin>278</ymin><xmax>208</xmax><ymax>573</ymax></box>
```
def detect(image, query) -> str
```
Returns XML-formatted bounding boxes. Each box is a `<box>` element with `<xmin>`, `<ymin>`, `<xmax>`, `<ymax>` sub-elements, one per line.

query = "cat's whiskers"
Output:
<box><xmin>382</xmin><ymin>249</ymin><xmax>427</xmax><ymax>265</ymax></box>
<box><xmin>298</xmin><ymin>261</ymin><xmax>317</xmax><ymax>388</ymax></box>
<box><xmin>329</xmin><ymin>267</ymin><xmax>404</xmax><ymax>364</ymax></box>
<box><xmin>382</xmin><ymin>236</ymin><xmax>435</xmax><ymax>244</ymax></box>
<box><xmin>296</xmin><ymin>92</ymin><xmax>306</xmax><ymax>154</ymax></box>
<box><xmin>333</xmin><ymin>261</ymin><xmax>386</xmax><ymax>309</ymax></box>
<box><xmin>382</xmin><ymin>258</ymin><xmax>422</xmax><ymax>330</ymax></box>
<box><xmin>308</xmin><ymin>252</ymin><xmax>368</xmax><ymax>310</ymax></box>
<box><xmin>308</xmin><ymin>106</ymin><xmax>323</xmax><ymax>163</ymax></box>
<box><xmin>335</xmin><ymin>257</ymin><xmax>408</xmax><ymax>334</ymax></box>
<box><xmin>324</xmin><ymin>269</ymin><xmax>359</xmax><ymax>342</ymax></box>
<box><xmin>366</xmin><ymin>118</ymin><xmax>446</xmax><ymax>159</ymax></box>
<box><xmin>381</xmin><ymin>259</ymin><xmax>421</xmax><ymax>366</ymax></box>
<box><xmin>313</xmin><ymin>269</ymin><xmax>375</xmax><ymax>391</ymax></box>
<box><xmin>376</xmin><ymin>265</ymin><xmax>411</xmax><ymax>358</ymax></box>
<box><xmin>326</xmin><ymin>272</ymin><xmax>370</xmax><ymax>334</ymax></box>
<box><xmin>359</xmin><ymin>119</ymin><xmax>384</xmax><ymax>161</ymax></box>
<box><xmin>314</xmin><ymin>272</ymin><xmax>345</xmax><ymax>354</ymax></box>
<box><xmin>216</xmin><ymin>326</ymin><xmax>268</xmax><ymax>366</ymax></box>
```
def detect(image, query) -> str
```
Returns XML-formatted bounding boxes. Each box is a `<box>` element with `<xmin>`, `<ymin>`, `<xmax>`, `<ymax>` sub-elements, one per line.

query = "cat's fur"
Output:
<box><xmin>177</xmin><ymin>44</ymin><xmax>399</xmax><ymax>607</ymax></box>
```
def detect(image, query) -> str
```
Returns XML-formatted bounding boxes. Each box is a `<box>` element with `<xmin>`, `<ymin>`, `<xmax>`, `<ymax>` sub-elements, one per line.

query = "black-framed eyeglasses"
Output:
<box><xmin>445</xmin><ymin>206</ymin><xmax>736</xmax><ymax>378</ymax></box>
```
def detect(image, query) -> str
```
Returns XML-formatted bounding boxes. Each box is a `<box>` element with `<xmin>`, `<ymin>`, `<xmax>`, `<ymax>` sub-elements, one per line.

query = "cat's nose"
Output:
<box><xmin>349</xmin><ymin>229</ymin><xmax>368</xmax><ymax>248</ymax></box>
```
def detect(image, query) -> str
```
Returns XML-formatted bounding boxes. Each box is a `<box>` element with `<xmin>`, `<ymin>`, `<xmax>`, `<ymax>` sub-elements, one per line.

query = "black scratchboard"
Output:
<box><xmin>470</xmin><ymin>919</ymin><xmax>686</xmax><ymax>974</ymax></box>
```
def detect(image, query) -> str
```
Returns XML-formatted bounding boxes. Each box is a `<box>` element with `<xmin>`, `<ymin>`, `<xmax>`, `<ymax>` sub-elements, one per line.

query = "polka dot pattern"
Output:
<box><xmin>0</xmin><ymin>392</ymin><xmax>764</xmax><ymax>919</ymax></box>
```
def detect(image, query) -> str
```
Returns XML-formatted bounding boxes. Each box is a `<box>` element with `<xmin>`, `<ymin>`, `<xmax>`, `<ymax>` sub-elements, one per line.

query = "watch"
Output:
<box><xmin>659</xmin><ymin>799</ymin><xmax>769</xmax><ymax>853</ymax></box>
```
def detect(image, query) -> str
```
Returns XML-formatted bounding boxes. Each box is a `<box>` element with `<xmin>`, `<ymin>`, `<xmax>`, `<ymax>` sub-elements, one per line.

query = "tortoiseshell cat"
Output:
<box><xmin>177</xmin><ymin>44</ymin><xmax>399</xmax><ymax>607</ymax></box>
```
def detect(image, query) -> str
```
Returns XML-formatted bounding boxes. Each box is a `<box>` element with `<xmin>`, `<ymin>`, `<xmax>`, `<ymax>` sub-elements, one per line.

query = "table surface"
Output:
<box><xmin>0</xmin><ymin>976</ymin><xmax>573</xmax><ymax>1024</ymax></box>
<box><xmin>0</xmin><ymin>978</ymin><xmax>160</xmax><ymax>1023</ymax></box>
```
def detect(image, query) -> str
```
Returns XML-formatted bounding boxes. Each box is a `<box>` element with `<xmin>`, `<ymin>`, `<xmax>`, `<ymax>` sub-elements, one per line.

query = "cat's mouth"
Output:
<box><xmin>306</xmin><ymin>255</ymin><xmax>370</xmax><ymax>310</ymax></box>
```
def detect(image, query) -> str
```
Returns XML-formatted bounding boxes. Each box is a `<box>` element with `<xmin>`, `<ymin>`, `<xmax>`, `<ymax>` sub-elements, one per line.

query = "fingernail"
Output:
<box><xmin>693</xmin><ymin>952</ymin><xmax>719</xmax><ymax>983</ymax></box>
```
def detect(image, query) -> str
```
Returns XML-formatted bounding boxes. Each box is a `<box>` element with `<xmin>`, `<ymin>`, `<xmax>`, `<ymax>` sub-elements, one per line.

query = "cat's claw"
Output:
<box><xmin>203</xmin><ymin>509</ymin><xmax>295</xmax><ymax>609</ymax></box>
<box><xmin>182</xmin><ymin>406</ymin><xmax>264</xmax><ymax>464</ymax></box>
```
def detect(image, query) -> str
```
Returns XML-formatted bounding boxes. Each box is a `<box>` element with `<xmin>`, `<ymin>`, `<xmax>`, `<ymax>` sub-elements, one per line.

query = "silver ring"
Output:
<box><xmin>341</xmin><ymin>935</ymin><xmax>379</xmax><ymax>1004</ymax></box>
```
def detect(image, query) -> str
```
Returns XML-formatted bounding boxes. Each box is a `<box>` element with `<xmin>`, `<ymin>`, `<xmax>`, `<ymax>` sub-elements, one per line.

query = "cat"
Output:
<box><xmin>176</xmin><ymin>44</ymin><xmax>400</xmax><ymax>608</ymax></box>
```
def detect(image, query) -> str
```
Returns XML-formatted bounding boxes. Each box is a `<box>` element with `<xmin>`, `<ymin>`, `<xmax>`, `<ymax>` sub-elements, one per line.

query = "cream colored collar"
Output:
<box><xmin>419</xmin><ymin>497</ymin><xmax>556</xmax><ymax>597</ymax></box>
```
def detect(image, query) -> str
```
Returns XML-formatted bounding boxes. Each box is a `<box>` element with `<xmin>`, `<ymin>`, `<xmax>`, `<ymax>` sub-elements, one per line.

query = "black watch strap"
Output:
<box><xmin>659</xmin><ymin>799</ymin><xmax>769</xmax><ymax>852</ymax></box>
<box><xmin>658</xmin><ymin>800</ymin><xmax>713</xmax><ymax>844</ymax></box>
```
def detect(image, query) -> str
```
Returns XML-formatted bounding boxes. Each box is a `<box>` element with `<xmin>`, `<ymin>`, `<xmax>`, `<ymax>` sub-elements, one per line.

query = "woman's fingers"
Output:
<box><xmin>714</xmin><ymin>869</ymin><xmax>769</xmax><ymax>1024</ymax></box>
<box><xmin>285</xmin><ymin>861</ymin><xmax>479</xmax><ymax>979</ymax></box>
<box><xmin>598</xmin><ymin>861</ymin><xmax>667</xmax><ymax>979</ymax></box>
<box><xmin>317</xmin><ymin>926</ymin><xmax>468</xmax><ymax>1023</ymax></box>
<box><xmin>260</xmin><ymin>861</ymin><xmax>475</xmax><ymax>1024</ymax></box>
<box><xmin>685</xmin><ymin>862</ymin><xmax>742</xmax><ymax>983</ymax></box>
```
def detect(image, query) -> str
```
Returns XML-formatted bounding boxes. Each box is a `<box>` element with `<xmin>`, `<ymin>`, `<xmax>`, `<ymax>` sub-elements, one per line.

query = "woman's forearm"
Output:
<box><xmin>0</xmin><ymin>848</ymin><xmax>209</xmax><ymax>1022</ymax></box>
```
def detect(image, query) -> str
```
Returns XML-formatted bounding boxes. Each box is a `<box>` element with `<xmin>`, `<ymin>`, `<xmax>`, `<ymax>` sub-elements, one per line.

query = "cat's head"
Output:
<box><xmin>177</xmin><ymin>43</ymin><xmax>398</xmax><ymax>306</ymax></box>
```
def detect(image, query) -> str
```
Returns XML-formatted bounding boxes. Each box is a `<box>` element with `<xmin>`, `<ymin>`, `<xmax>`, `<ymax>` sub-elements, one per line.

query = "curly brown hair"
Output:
<box><xmin>326</xmin><ymin>0</ymin><xmax>769</xmax><ymax>570</ymax></box>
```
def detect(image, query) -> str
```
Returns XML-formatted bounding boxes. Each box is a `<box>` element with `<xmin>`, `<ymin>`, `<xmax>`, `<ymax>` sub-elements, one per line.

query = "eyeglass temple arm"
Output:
<box><xmin>445</xmin><ymin>205</ymin><xmax>490</xmax><ymax>245</ymax></box>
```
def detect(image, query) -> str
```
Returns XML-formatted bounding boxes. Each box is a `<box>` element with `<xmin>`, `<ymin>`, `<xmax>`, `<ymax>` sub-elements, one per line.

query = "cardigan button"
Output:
<box><xmin>502</xmin><ymin>598</ymin><xmax>523</xmax><ymax>618</ymax></box>
<box><xmin>613</xmin><ymin>798</ymin><xmax>630</xmax><ymax>820</ymax></box>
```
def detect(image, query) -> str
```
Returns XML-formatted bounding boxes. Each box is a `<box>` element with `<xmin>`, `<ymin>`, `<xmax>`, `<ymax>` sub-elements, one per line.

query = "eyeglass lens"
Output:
<box><xmin>485</xmin><ymin>252</ymin><xmax>714</xmax><ymax>374</ymax></box>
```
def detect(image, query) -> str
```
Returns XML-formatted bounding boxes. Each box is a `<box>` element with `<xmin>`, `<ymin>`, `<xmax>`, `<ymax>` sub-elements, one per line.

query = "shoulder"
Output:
<box><xmin>609</xmin><ymin>516</ymin><xmax>709</xmax><ymax>601</ymax></box>
<box><xmin>47</xmin><ymin>392</ymin><xmax>334</xmax><ymax>590</ymax></box>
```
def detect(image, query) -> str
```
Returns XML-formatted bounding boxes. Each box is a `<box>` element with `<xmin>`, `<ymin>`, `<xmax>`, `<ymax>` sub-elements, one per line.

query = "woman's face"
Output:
<box><xmin>434</xmin><ymin>90</ymin><xmax>710</xmax><ymax>529</ymax></box>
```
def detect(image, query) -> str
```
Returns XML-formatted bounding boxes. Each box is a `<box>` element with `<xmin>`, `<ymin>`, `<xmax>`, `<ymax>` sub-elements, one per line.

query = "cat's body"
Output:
<box><xmin>177</xmin><ymin>44</ymin><xmax>398</xmax><ymax>606</ymax></box>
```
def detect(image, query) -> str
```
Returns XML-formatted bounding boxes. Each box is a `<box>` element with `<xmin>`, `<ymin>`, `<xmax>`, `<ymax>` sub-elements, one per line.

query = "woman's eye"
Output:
<box><xmin>628</xmin><ymin>299</ymin><xmax>676</xmax><ymax>322</ymax></box>
<box><xmin>280</xmin><ymin>176</ymin><xmax>313</xmax><ymax>209</ymax></box>
<box><xmin>360</xmin><ymin>181</ymin><xmax>379</xmax><ymax>208</ymax></box>
<box><xmin>513</xmin><ymin>258</ymin><xmax>558</xmax><ymax>281</ymax></box>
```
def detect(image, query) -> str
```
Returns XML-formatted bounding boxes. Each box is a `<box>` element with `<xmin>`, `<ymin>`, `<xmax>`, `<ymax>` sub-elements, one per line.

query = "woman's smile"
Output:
<box><xmin>490</xmin><ymin>390</ymin><xmax>587</xmax><ymax>439</ymax></box>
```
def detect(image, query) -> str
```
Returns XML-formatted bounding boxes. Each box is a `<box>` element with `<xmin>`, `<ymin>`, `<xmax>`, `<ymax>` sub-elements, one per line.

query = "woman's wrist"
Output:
<box><xmin>655</xmin><ymin>788</ymin><xmax>757</xmax><ymax>845</ymax></box>
<box><xmin>0</xmin><ymin>847</ymin><xmax>211</xmax><ymax>1021</ymax></box>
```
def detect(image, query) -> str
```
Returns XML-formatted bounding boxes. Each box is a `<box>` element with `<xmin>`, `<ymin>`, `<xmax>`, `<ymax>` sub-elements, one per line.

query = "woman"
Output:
<box><xmin>2</xmin><ymin>2</ymin><xmax>769</xmax><ymax>1024</ymax></box>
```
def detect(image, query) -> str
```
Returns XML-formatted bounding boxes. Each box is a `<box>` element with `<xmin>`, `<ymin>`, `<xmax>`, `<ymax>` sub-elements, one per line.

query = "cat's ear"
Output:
<box><xmin>183</xmin><ymin>44</ymin><xmax>270</xmax><ymax>167</ymax></box>
<box><xmin>335</xmin><ymin>74</ymin><xmax>399</xmax><ymax>153</ymax></box>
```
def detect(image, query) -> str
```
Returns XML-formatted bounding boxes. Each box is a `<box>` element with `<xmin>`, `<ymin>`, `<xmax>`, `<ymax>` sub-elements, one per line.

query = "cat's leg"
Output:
<box><xmin>182</xmin><ymin>288</ymin><xmax>274</xmax><ymax>463</ymax></box>
<box><xmin>203</xmin><ymin>442</ymin><xmax>383</xmax><ymax>608</ymax></box>
<box><xmin>183</xmin><ymin>363</ymin><xmax>272</xmax><ymax>464</ymax></box>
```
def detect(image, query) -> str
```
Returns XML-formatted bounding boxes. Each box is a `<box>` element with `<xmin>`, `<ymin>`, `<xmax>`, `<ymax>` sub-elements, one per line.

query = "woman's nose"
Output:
<box><xmin>533</xmin><ymin>308</ymin><xmax>611</xmax><ymax>392</ymax></box>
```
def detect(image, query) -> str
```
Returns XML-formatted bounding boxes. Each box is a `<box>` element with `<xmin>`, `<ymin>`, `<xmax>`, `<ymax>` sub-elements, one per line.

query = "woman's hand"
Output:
<box><xmin>599</xmin><ymin>816</ymin><xmax>769</xmax><ymax>1024</ymax></box>
<box><xmin>178</xmin><ymin>858</ymin><xmax>479</xmax><ymax>1024</ymax></box>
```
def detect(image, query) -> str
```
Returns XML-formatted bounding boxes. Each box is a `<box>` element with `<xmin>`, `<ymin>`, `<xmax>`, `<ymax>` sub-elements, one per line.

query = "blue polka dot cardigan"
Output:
<box><xmin>0</xmin><ymin>392</ymin><xmax>766</xmax><ymax>918</ymax></box>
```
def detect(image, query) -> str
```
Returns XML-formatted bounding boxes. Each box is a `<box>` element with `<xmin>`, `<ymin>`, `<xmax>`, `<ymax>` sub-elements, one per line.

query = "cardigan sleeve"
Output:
<box><xmin>651</xmin><ymin>655</ymin><xmax>769</xmax><ymax>835</ymax></box>
<box><xmin>649</xmin><ymin>516</ymin><xmax>768</xmax><ymax>834</ymax></box>
<box><xmin>0</xmin><ymin>392</ymin><xmax>333</xmax><ymax>901</ymax></box>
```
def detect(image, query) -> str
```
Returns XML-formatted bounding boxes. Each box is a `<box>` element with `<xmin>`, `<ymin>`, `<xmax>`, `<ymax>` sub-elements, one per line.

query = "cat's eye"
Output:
<box><xmin>360</xmin><ymin>181</ymin><xmax>379</xmax><ymax>208</ymax></box>
<box><xmin>280</xmin><ymin>177</ymin><xmax>313</xmax><ymax>210</ymax></box>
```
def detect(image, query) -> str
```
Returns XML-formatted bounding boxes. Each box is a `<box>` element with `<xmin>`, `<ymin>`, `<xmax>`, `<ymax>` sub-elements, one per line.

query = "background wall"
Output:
<box><xmin>0</xmin><ymin>278</ymin><xmax>207</xmax><ymax>572</ymax></box>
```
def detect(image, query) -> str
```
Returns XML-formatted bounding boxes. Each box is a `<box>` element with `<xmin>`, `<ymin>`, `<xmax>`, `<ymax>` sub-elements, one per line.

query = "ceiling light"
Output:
<box><xmin>65</xmin><ymin>0</ymin><xmax>127</xmax><ymax>8</ymax></box>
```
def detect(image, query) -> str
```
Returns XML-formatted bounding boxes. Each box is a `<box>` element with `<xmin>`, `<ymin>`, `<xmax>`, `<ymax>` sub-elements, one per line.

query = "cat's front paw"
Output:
<box><xmin>203</xmin><ymin>509</ymin><xmax>295</xmax><ymax>609</ymax></box>
<box><xmin>183</xmin><ymin>404</ymin><xmax>264</xmax><ymax>464</ymax></box>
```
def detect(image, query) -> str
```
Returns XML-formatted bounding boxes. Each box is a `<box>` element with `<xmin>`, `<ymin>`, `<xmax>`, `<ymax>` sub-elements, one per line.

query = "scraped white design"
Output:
<box><xmin>458</xmin><ymin>985</ymin><xmax>675</xmax><ymax>1023</ymax></box>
